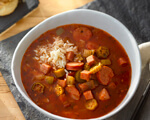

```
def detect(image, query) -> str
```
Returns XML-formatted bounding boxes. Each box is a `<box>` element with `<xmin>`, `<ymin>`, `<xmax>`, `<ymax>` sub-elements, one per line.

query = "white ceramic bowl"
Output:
<box><xmin>11</xmin><ymin>9</ymin><xmax>141</xmax><ymax>120</ymax></box>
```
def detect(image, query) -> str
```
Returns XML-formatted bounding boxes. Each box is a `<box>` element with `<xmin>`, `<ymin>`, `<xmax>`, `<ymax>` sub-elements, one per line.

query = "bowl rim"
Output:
<box><xmin>11</xmin><ymin>9</ymin><xmax>141</xmax><ymax>120</ymax></box>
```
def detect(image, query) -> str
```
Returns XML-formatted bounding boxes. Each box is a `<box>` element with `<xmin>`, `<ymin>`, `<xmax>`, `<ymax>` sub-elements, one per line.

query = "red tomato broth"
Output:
<box><xmin>21</xmin><ymin>24</ymin><xmax>131</xmax><ymax>119</ymax></box>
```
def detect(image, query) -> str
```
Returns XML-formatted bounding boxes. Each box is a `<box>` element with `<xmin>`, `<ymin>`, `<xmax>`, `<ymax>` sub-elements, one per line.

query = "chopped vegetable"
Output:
<box><xmin>78</xmin><ymin>80</ymin><xmax>95</xmax><ymax>92</ymax></box>
<box><xmin>90</xmin><ymin>62</ymin><xmax>102</xmax><ymax>74</ymax></box>
<box><xmin>45</xmin><ymin>76</ymin><xmax>54</xmax><ymax>84</ymax></box>
<box><xmin>55</xmin><ymin>84</ymin><xmax>64</xmax><ymax>96</ymax></box>
<box><xmin>57</xmin><ymin>79</ymin><xmax>66</xmax><ymax>87</ymax></box>
<box><xmin>86</xmin><ymin>55</ymin><xmax>96</xmax><ymax>66</ymax></box>
<box><xmin>40</xmin><ymin>63</ymin><xmax>51</xmax><ymax>74</ymax></box>
<box><xmin>99</xmin><ymin>88</ymin><xmax>110</xmax><ymax>101</ymax></box>
<box><xmin>54</xmin><ymin>68</ymin><xmax>65</xmax><ymax>78</ymax></box>
<box><xmin>66</xmin><ymin>51</ymin><xmax>74</xmax><ymax>61</ymax></box>
<box><xmin>59</xmin><ymin>94</ymin><xmax>70</xmax><ymax>107</ymax></box>
<box><xmin>66</xmin><ymin>75</ymin><xmax>75</xmax><ymax>85</ymax></box>
<box><xmin>66</xmin><ymin>62</ymin><xmax>84</xmax><ymax>71</ymax></box>
<box><xmin>80</xmin><ymin>70</ymin><xmax>91</xmax><ymax>81</ymax></box>
<box><xmin>96</xmin><ymin>46</ymin><xmax>109</xmax><ymax>58</ymax></box>
<box><xmin>96</xmin><ymin>66</ymin><xmax>114</xmax><ymax>85</ymax></box>
<box><xmin>74</xmin><ymin>54</ymin><xmax>83</xmax><ymax>62</ymax></box>
<box><xmin>73</xmin><ymin>27</ymin><xmax>92</xmax><ymax>41</ymax></box>
<box><xmin>65</xmin><ymin>86</ymin><xmax>80</xmax><ymax>100</ymax></box>
<box><xmin>83</xmin><ymin>49</ymin><xmax>95</xmax><ymax>57</ymax></box>
<box><xmin>101</xmin><ymin>59</ymin><xmax>111</xmax><ymax>65</ymax></box>
<box><xmin>83</xmin><ymin>90</ymin><xmax>93</xmax><ymax>100</ymax></box>
<box><xmin>56</xmin><ymin>28</ymin><xmax>64</xmax><ymax>35</ymax></box>
<box><xmin>84</xmin><ymin>63</ymin><xmax>90</xmax><ymax>71</ymax></box>
<box><xmin>118</xmin><ymin>57</ymin><xmax>128</xmax><ymax>66</ymax></box>
<box><xmin>75</xmin><ymin>70</ymin><xmax>85</xmax><ymax>83</ymax></box>
<box><xmin>32</xmin><ymin>82</ymin><xmax>44</xmax><ymax>93</ymax></box>
<box><xmin>85</xmin><ymin>99</ymin><xmax>98</xmax><ymax>110</ymax></box>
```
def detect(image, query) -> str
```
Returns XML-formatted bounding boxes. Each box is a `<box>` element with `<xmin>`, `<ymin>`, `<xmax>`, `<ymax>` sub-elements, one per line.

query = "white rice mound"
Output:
<box><xmin>34</xmin><ymin>37</ymin><xmax>79</xmax><ymax>69</ymax></box>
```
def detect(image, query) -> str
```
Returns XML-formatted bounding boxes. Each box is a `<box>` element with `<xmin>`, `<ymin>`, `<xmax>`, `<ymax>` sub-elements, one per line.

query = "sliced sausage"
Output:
<box><xmin>78</xmin><ymin>80</ymin><xmax>95</xmax><ymax>92</ymax></box>
<box><xmin>83</xmin><ymin>90</ymin><xmax>93</xmax><ymax>100</ymax></box>
<box><xmin>40</xmin><ymin>63</ymin><xmax>51</xmax><ymax>74</ymax></box>
<box><xmin>86</xmin><ymin>55</ymin><xmax>96</xmax><ymax>66</ymax></box>
<box><xmin>66</xmin><ymin>51</ymin><xmax>74</xmax><ymax>61</ymax></box>
<box><xmin>96</xmin><ymin>66</ymin><xmax>114</xmax><ymax>85</ymax></box>
<box><xmin>73</xmin><ymin>27</ymin><xmax>92</xmax><ymax>41</ymax></box>
<box><xmin>33</xmin><ymin>71</ymin><xmax>45</xmax><ymax>80</ymax></box>
<box><xmin>65</xmin><ymin>86</ymin><xmax>80</xmax><ymax>100</ymax></box>
<box><xmin>80</xmin><ymin>70</ymin><xmax>91</xmax><ymax>81</ymax></box>
<box><xmin>99</xmin><ymin>88</ymin><xmax>110</xmax><ymax>101</ymax></box>
<box><xmin>66</xmin><ymin>62</ymin><xmax>84</xmax><ymax>71</ymax></box>
<box><xmin>57</xmin><ymin>79</ymin><xmax>66</xmax><ymax>88</ymax></box>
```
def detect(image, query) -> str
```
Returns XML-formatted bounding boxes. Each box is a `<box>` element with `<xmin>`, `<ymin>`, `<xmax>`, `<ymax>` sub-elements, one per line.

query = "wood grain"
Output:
<box><xmin>0</xmin><ymin>72</ymin><xmax>25</xmax><ymax>120</ymax></box>
<box><xmin>0</xmin><ymin>0</ymin><xmax>93</xmax><ymax>119</ymax></box>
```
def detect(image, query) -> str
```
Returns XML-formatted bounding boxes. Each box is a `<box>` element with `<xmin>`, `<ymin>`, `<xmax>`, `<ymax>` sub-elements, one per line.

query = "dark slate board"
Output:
<box><xmin>0</xmin><ymin>0</ymin><xmax>39</xmax><ymax>34</ymax></box>
<box><xmin>0</xmin><ymin>0</ymin><xmax>150</xmax><ymax>120</ymax></box>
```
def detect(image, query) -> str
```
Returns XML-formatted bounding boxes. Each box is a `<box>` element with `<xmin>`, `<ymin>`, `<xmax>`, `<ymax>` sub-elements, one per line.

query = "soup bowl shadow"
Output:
<box><xmin>11</xmin><ymin>9</ymin><xmax>141</xmax><ymax>120</ymax></box>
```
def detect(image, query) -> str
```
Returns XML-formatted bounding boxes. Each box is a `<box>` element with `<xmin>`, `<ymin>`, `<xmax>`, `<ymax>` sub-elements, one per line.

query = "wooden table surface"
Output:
<box><xmin>0</xmin><ymin>0</ymin><xmax>93</xmax><ymax>119</ymax></box>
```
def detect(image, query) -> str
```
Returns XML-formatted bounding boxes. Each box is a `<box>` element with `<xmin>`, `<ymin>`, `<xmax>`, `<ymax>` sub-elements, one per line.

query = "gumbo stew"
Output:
<box><xmin>21</xmin><ymin>24</ymin><xmax>131</xmax><ymax>119</ymax></box>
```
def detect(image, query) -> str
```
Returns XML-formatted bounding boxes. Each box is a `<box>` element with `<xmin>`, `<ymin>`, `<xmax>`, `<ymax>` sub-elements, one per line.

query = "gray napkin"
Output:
<box><xmin>0</xmin><ymin>0</ymin><xmax>150</xmax><ymax>120</ymax></box>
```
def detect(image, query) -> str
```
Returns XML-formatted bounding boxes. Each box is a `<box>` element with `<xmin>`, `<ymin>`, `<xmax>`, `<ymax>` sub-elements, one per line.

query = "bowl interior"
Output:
<box><xmin>11</xmin><ymin>9</ymin><xmax>141</xmax><ymax>120</ymax></box>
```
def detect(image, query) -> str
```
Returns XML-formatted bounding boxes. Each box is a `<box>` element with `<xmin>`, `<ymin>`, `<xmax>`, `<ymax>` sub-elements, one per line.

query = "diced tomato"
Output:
<box><xmin>86</xmin><ymin>41</ymin><xmax>99</xmax><ymax>50</ymax></box>
<box><xmin>86</xmin><ymin>55</ymin><xmax>96</xmax><ymax>66</ymax></box>
<box><xmin>40</xmin><ymin>63</ymin><xmax>51</xmax><ymax>74</ymax></box>
<box><xmin>68</xmin><ymin>71</ymin><xmax>76</xmax><ymax>76</ymax></box>
<box><xmin>59</xmin><ymin>94</ymin><xmax>71</xmax><ymax>107</ymax></box>
<box><xmin>65</xmin><ymin>86</ymin><xmax>80</xmax><ymax>100</ymax></box>
<box><xmin>96</xmin><ymin>66</ymin><xmax>114</xmax><ymax>85</ymax></box>
<box><xmin>99</xmin><ymin>88</ymin><xmax>110</xmax><ymax>101</ymax></box>
<box><xmin>66</xmin><ymin>51</ymin><xmax>74</xmax><ymax>61</ymax></box>
<box><xmin>57</xmin><ymin>79</ymin><xmax>66</xmax><ymax>88</ymax></box>
<box><xmin>83</xmin><ymin>90</ymin><xmax>93</xmax><ymax>100</ymax></box>
<box><xmin>73</xmin><ymin>27</ymin><xmax>92</xmax><ymax>41</ymax></box>
<box><xmin>66</xmin><ymin>62</ymin><xmax>84</xmax><ymax>71</ymax></box>
<box><xmin>118</xmin><ymin>57</ymin><xmax>128</xmax><ymax>66</ymax></box>
<box><xmin>78</xmin><ymin>80</ymin><xmax>95</xmax><ymax>92</ymax></box>
<box><xmin>108</xmin><ymin>82</ymin><xmax>116</xmax><ymax>89</ymax></box>
<box><xmin>80</xmin><ymin>70</ymin><xmax>91</xmax><ymax>81</ymax></box>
